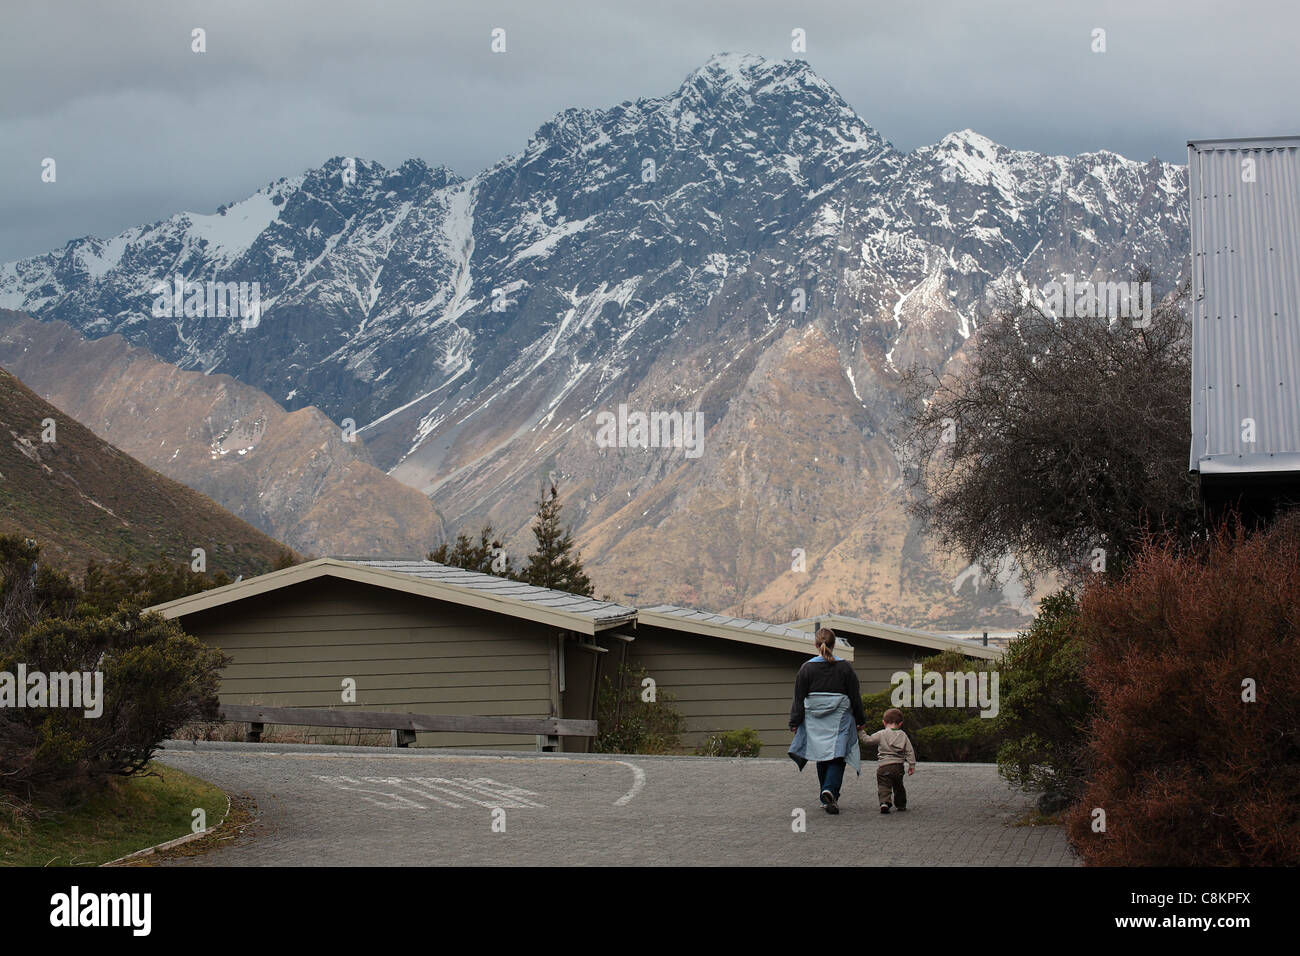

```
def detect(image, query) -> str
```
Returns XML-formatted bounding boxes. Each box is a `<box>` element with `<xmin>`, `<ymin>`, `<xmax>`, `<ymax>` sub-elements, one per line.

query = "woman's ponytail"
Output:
<box><xmin>815</xmin><ymin>627</ymin><xmax>836</xmax><ymax>662</ymax></box>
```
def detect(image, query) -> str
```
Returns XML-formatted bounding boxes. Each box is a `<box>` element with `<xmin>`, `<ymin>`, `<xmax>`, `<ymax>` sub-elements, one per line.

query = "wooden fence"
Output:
<box><xmin>218</xmin><ymin>703</ymin><xmax>597</xmax><ymax>751</ymax></box>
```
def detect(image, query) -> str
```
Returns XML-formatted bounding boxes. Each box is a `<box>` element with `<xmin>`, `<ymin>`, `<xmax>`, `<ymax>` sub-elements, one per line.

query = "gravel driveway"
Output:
<box><xmin>154</xmin><ymin>742</ymin><xmax>1078</xmax><ymax>866</ymax></box>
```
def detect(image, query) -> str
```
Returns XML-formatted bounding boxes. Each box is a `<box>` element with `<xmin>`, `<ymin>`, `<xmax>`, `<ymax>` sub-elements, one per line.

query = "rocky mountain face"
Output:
<box><xmin>0</xmin><ymin>53</ymin><xmax>1190</xmax><ymax>628</ymax></box>
<box><xmin>0</xmin><ymin>310</ymin><xmax>444</xmax><ymax>560</ymax></box>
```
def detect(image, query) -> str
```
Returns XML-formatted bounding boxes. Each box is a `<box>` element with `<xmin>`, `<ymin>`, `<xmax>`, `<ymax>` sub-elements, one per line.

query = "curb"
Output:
<box><xmin>101</xmin><ymin>792</ymin><xmax>232</xmax><ymax>866</ymax></box>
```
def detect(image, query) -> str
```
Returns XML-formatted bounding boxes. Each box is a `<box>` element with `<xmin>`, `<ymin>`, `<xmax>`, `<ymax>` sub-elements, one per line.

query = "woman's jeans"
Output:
<box><xmin>816</xmin><ymin>757</ymin><xmax>846</xmax><ymax>801</ymax></box>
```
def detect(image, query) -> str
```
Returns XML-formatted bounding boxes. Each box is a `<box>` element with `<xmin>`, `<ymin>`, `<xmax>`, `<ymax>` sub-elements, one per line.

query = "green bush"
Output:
<box><xmin>0</xmin><ymin>536</ymin><xmax>80</xmax><ymax>636</ymax></box>
<box><xmin>993</xmin><ymin>589</ymin><xmax>1090</xmax><ymax>802</ymax></box>
<box><xmin>860</xmin><ymin>648</ymin><xmax>1001</xmax><ymax>762</ymax></box>
<box><xmin>695</xmin><ymin>727</ymin><xmax>762</xmax><ymax>757</ymax></box>
<box><xmin>592</xmin><ymin>664</ymin><xmax>685</xmax><ymax>755</ymax></box>
<box><xmin>0</xmin><ymin>608</ymin><xmax>229</xmax><ymax>812</ymax></box>
<box><xmin>79</xmin><ymin>557</ymin><xmax>232</xmax><ymax>616</ymax></box>
<box><xmin>915</xmin><ymin>719</ymin><xmax>998</xmax><ymax>762</ymax></box>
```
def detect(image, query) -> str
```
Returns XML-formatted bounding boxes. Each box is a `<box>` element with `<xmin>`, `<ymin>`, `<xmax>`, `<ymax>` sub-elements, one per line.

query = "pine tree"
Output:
<box><xmin>428</xmin><ymin>525</ymin><xmax>515</xmax><ymax>577</ymax></box>
<box><xmin>518</xmin><ymin>484</ymin><xmax>593</xmax><ymax>595</ymax></box>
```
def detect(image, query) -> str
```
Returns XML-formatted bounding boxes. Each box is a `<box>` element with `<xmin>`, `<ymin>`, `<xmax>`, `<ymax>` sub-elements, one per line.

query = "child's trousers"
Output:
<box><xmin>877</xmin><ymin>762</ymin><xmax>907</xmax><ymax>808</ymax></box>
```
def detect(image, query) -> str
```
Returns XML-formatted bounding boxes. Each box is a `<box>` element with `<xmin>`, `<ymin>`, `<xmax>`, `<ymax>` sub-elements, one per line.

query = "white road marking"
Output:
<box><xmin>444</xmin><ymin>777</ymin><xmax>546</xmax><ymax>808</ymax></box>
<box><xmin>360</xmin><ymin>776</ymin><xmax>464</xmax><ymax>808</ymax></box>
<box><xmin>406</xmin><ymin>776</ymin><xmax>543</xmax><ymax>808</ymax></box>
<box><xmin>315</xmin><ymin>775</ymin><xmax>428</xmax><ymax>810</ymax></box>
<box><xmin>612</xmin><ymin>760</ymin><xmax>646</xmax><ymax>807</ymax></box>
<box><xmin>194</xmin><ymin>750</ymin><xmax>641</xmax><ymax>807</ymax></box>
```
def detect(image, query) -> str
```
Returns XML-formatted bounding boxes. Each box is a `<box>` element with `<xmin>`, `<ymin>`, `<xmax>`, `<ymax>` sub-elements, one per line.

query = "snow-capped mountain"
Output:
<box><xmin>0</xmin><ymin>53</ymin><xmax>1190</xmax><ymax>627</ymax></box>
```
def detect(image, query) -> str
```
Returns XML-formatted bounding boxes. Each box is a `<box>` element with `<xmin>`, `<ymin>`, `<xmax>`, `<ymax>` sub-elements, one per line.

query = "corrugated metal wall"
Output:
<box><xmin>1189</xmin><ymin>137</ymin><xmax>1300</xmax><ymax>475</ymax></box>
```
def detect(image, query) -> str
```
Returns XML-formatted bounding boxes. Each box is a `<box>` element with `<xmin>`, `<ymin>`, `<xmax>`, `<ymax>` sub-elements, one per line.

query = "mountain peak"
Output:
<box><xmin>660</xmin><ymin>52</ymin><xmax>878</xmax><ymax>152</ymax></box>
<box><xmin>679</xmin><ymin>52</ymin><xmax>824</xmax><ymax>95</ymax></box>
<box><xmin>939</xmin><ymin>129</ymin><xmax>1001</xmax><ymax>156</ymax></box>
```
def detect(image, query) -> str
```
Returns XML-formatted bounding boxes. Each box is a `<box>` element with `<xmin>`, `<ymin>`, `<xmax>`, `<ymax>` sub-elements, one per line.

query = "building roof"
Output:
<box><xmin>936</xmin><ymin>630</ymin><xmax>1021</xmax><ymax>651</ymax></box>
<box><xmin>787</xmin><ymin>614</ymin><xmax>1004</xmax><ymax>660</ymax></box>
<box><xmin>1188</xmin><ymin>135</ymin><xmax>1300</xmax><ymax>477</ymax></box>
<box><xmin>145</xmin><ymin>558</ymin><xmax>1008</xmax><ymax>660</ymax></box>
<box><xmin>145</xmin><ymin>557</ymin><xmax>637</xmax><ymax>635</ymax></box>
<box><xmin>638</xmin><ymin>604</ymin><xmax>852</xmax><ymax>660</ymax></box>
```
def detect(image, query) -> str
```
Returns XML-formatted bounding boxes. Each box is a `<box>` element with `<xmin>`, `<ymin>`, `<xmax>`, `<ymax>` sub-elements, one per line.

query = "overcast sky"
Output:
<box><xmin>2</xmin><ymin>0</ymin><xmax>1296</xmax><ymax>262</ymax></box>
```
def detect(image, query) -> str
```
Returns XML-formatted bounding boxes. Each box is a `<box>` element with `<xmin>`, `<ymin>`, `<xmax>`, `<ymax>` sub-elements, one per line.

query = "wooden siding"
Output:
<box><xmin>850</xmin><ymin>635</ymin><xmax>929</xmax><ymax>693</ymax></box>
<box><xmin>626</xmin><ymin>625</ymin><xmax>922</xmax><ymax>756</ymax></box>
<box><xmin>178</xmin><ymin>577</ymin><xmax>559</xmax><ymax>751</ymax></box>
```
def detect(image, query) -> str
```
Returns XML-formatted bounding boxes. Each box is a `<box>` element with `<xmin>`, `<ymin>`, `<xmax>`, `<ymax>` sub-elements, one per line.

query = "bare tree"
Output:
<box><xmin>896</xmin><ymin>271</ymin><xmax>1199</xmax><ymax>588</ymax></box>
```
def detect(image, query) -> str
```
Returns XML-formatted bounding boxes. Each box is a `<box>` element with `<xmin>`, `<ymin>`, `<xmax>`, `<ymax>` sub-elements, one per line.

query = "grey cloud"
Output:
<box><xmin>1</xmin><ymin>0</ymin><xmax>1295</xmax><ymax>261</ymax></box>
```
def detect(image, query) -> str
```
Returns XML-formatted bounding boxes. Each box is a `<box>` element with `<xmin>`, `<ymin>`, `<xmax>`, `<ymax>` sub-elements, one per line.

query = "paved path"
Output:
<box><xmin>155</xmin><ymin>742</ymin><xmax>1078</xmax><ymax>866</ymax></box>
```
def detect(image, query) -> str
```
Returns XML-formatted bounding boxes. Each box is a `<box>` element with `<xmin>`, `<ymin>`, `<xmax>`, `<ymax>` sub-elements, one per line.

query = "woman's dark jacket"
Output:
<box><xmin>788</xmin><ymin>657</ymin><xmax>865</xmax><ymax>729</ymax></box>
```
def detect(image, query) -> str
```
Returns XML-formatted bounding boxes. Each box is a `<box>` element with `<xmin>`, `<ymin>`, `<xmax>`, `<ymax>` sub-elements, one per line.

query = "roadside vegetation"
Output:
<box><xmin>896</xmin><ymin>273</ymin><xmax>1299</xmax><ymax>864</ymax></box>
<box><xmin>0</xmin><ymin>761</ymin><xmax>227</xmax><ymax>867</ymax></box>
<box><xmin>0</xmin><ymin>535</ymin><xmax>239</xmax><ymax>835</ymax></box>
<box><xmin>592</xmin><ymin>662</ymin><xmax>687</xmax><ymax>755</ymax></box>
<box><xmin>859</xmin><ymin>647</ymin><xmax>1003</xmax><ymax>763</ymax></box>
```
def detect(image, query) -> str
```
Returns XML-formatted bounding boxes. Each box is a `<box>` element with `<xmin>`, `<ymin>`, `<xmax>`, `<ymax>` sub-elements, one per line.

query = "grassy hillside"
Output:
<box><xmin>0</xmin><ymin>366</ymin><xmax>294</xmax><ymax>577</ymax></box>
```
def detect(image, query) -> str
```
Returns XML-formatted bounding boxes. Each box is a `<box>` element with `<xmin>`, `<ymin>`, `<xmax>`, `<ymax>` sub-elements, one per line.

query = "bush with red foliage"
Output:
<box><xmin>1064</xmin><ymin>514</ymin><xmax>1300</xmax><ymax>865</ymax></box>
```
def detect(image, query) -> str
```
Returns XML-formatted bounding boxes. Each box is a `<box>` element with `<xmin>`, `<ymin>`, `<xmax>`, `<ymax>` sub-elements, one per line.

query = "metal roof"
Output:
<box><xmin>349</xmin><ymin>559</ymin><xmax>637</xmax><ymax>627</ymax></box>
<box><xmin>638</xmin><ymin>604</ymin><xmax>849</xmax><ymax>659</ymax></box>
<box><xmin>1188</xmin><ymin>136</ymin><xmax>1300</xmax><ymax>476</ymax></box>
<box><xmin>147</xmin><ymin>557</ymin><xmax>637</xmax><ymax>635</ymax></box>
<box><xmin>788</xmin><ymin>614</ymin><xmax>1004</xmax><ymax>660</ymax></box>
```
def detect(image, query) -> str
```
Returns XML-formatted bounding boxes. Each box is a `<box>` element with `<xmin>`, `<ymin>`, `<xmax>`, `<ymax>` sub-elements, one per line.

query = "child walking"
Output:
<box><xmin>860</xmin><ymin>708</ymin><xmax>916</xmax><ymax>813</ymax></box>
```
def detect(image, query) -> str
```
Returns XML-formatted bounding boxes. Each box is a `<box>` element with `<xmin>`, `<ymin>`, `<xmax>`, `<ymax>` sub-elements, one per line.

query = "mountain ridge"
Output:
<box><xmin>0</xmin><ymin>309</ymin><xmax>446</xmax><ymax>560</ymax></box>
<box><xmin>0</xmin><ymin>365</ymin><xmax>294</xmax><ymax>577</ymax></box>
<box><xmin>0</xmin><ymin>53</ymin><xmax>1190</xmax><ymax>627</ymax></box>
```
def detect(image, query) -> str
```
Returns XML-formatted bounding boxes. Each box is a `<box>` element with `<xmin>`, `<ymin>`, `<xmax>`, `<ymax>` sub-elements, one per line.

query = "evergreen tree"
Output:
<box><xmin>428</xmin><ymin>525</ymin><xmax>515</xmax><ymax>577</ymax></box>
<box><xmin>80</xmin><ymin>557</ymin><xmax>232</xmax><ymax>617</ymax></box>
<box><xmin>518</xmin><ymin>484</ymin><xmax>593</xmax><ymax>595</ymax></box>
<box><xmin>0</xmin><ymin>536</ymin><xmax>79</xmax><ymax>642</ymax></box>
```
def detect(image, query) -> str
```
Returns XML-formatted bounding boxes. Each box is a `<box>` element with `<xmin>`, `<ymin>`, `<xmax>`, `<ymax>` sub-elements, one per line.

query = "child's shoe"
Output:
<box><xmin>880</xmin><ymin>804</ymin><xmax>891</xmax><ymax>814</ymax></box>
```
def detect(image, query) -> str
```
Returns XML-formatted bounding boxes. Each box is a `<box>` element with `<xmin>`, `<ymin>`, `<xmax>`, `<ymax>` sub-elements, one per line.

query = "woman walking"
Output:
<box><xmin>788</xmin><ymin>628</ymin><xmax>865</xmax><ymax>814</ymax></box>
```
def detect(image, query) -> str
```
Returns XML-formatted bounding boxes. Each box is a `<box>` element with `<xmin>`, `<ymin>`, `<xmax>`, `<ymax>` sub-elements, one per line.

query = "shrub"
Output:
<box><xmin>0</xmin><ymin>536</ymin><xmax>80</xmax><ymax>639</ymax></box>
<box><xmin>592</xmin><ymin>663</ymin><xmax>685</xmax><ymax>755</ymax></box>
<box><xmin>994</xmin><ymin>589</ymin><xmax>1090</xmax><ymax>801</ymax></box>
<box><xmin>695</xmin><ymin>728</ymin><xmax>762</xmax><ymax>757</ymax></box>
<box><xmin>0</xmin><ymin>608</ymin><xmax>228</xmax><ymax>813</ymax></box>
<box><xmin>860</xmin><ymin>648</ymin><xmax>1000</xmax><ymax>761</ymax></box>
<box><xmin>1063</xmin><ymin>515</ymin><xmax>1300</xmax><ymax>865</ymax></box>
<box><xmin>80</xmin><ymin>557</ymin><xmax>232</xmax><ymax>616</ymax></box>
<box><xmin>916</xmin><ymin>719</ymin><xmax>998</xmax><ymax>762</ymax></box>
